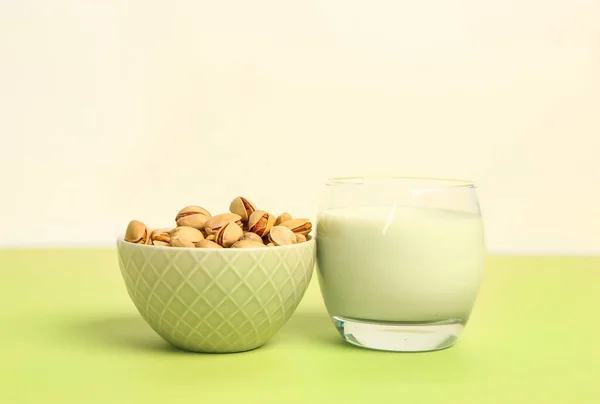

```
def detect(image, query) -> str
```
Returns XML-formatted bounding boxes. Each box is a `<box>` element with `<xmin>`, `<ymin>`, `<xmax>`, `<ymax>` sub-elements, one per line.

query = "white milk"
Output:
<box><xmin>316</xmin><ymin>206</ymin><xmax>486</xmax><ymax>322</ymax></box>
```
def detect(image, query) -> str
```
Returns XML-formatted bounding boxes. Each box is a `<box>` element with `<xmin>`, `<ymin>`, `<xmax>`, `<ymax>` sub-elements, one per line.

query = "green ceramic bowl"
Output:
<box><xmin>116</xmin><ymin>237</ymin><xmax>315</xmax><ymax>353</ymax></box>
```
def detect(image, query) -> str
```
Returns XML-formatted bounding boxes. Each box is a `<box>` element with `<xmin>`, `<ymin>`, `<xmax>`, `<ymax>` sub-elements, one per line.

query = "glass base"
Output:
<box><xmin>332</xmin><ymin>316</ymin><xmax>465</xmax><ymax>352</ymax></box>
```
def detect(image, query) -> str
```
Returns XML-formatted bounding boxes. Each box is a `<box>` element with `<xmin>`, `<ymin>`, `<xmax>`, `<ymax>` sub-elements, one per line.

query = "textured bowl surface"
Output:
<box><xmin>116</xmin><ymin>238</ymin><xmax>316</xmax><ymax>353</ymax></box>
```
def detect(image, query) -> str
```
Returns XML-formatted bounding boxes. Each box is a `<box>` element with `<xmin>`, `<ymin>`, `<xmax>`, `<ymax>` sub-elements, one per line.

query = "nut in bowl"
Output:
<box><xmin>116</xmin><ymin>197</ymin><xmax>316</xmax><ymax>353</ymax></box>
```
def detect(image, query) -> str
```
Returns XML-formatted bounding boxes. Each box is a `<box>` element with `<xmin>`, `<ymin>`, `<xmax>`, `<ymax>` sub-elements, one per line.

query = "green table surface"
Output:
<box><xmin>1</xmin><ymin>250</ymin><xmax>599</xmax><ymax>403</ymax></box>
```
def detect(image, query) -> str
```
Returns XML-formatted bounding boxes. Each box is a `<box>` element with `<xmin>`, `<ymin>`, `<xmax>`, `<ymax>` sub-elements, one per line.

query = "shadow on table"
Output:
<box><xmin>65</xmin><ymin>310</ymin><xmax>351</xmax><ymax>355</ymax></box>
<box><xmin>269</xmin><ymin>310</ymin><xmax>354</xmax><ymax>350</ymax></box>
<box><xmin>67</xmin><ymin>314</ymin><xmax>184</xmax><ymax>354</ymax></box>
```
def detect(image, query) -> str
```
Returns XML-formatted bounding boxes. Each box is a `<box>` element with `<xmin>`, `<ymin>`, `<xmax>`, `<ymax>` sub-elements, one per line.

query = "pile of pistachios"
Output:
<box><xmin>123</xmin><ymin>196</ymin><xmax>312</xmax><ymax>249</ymax></box>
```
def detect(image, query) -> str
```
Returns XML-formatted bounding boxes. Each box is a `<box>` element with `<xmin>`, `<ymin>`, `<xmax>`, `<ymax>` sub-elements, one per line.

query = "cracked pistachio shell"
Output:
<box><xmin>266</xmin><ymin>242</ymin><xmax>275</xmax><ymax>247</ymax></box>
<box><xmin>205</xmin><ymin>213</ymin><xmax>242</xmax><ymax>235</ymax></box>
<box><xmin>279</xmin><ymin>219</ymin><xmax>312</xmax><ymax>236</ymax></box>
<box><xmin>247</xmin><ymin>210</ymin><xmax>275</xmax><ymax>237</ymax></box>
<box><xmin>295</xmin><ymin>233</ymin><xmax>307</xmax><ymax>243</ymax></box>
<box><xmin>205</xmin><ymin>234</ymin><xmax>216</xmax><ymax>241</ymax></box>
<box><xmin>275</xmin><ymin>212</ymin><xmax>292</xmax><ymax>226</ymax></box>
<box><xmin>125</xmin><ymin>220</ymin><xmax>150</xmax><ymax>244</ymax></box>
<box><xmin>170</xmin><ymin>226</ymin><xmax>204</xmax><ymax>243</ymax></box>
<box><xmin>195</xmin><ymin>239</ymin><xmax>223</xmax><ymax>249</ymax></box>
<box><xmin>215</xmin><ymin>222</ymin><xmax>244</xmax><ymax>248</ymax></box>
<box><xmin>231</xmin><ymin>240</ymin><xmax>267</xmax><ymax>249</ymax></box>
<box><xmin>242</xmin><ymin>232</ymin><xmax>263</xmax><ymax>242</ymax></box>
<box><xmin>170</xmin><ymin>236</ymin><xmax>196</xmax><ymax>248</ymax></box>
<box><xmin>175</xmin><ymin>206</ymin><xmax>211</xmax><ymax>229</ymax></box>
<box><xmin>268</xmin><ymin>226</ymin><xmax>297</xmax><ymax>246</ymax></box>
<box><xmin>229</xmin><ymin>197</ymin><xmax>257</xmax><ymax>221</ymax></box>
<box><xmin>150</xmin><ymin>228</ymin><xmax>171</xmax><ymax>246</ymax></box>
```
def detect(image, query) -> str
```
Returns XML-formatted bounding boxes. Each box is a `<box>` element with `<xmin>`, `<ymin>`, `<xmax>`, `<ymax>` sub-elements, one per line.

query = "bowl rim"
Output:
<box><xmin>116</xmin><ymin>235</ymin><xmax>314</xmax><ymax>252</ymax></box>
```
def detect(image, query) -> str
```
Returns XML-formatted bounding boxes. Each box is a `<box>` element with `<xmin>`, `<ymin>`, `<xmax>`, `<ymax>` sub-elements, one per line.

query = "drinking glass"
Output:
<box><xmin>316</xmin><ymin>177</ymin><xmax>486</xmax><ymax>352</ymax></box>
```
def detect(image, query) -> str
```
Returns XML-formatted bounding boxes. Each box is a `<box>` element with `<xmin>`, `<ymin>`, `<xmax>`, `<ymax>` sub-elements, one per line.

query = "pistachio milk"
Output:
<box><xmin>316</xmin><ymin>205</ymin><xmax>485</xmax><ymax>323</ymax></box>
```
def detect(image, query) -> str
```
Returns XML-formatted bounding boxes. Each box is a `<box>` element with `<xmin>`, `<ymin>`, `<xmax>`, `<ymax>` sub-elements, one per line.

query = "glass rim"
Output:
<box><xmin>325</xmin><ymin>176</ymin><xmax>476</xmax><ymax>190</ymax></box>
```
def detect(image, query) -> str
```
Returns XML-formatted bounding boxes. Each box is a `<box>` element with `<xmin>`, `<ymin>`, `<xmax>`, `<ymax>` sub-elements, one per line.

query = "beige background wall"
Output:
<box><xmin>1</xmin><ymin>1</ymin><xmax>599</xmax><ymax>252</ymax></box>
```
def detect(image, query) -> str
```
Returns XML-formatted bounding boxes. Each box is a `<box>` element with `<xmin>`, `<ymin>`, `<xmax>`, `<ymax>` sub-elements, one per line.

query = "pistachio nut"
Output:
<box><xmin>266</xmin><ymin>242</ymin><xmax>275</xmax><ymax>247</ymax></box>
<box><xmin>247</xmin><ymin>210</ymin><xmax>275</xmax><ymax>237</ymax></box>
<box><xmin>231</xmin><ymin>240</ymin><xmax>267</xmax><ymax>248</ymax></box>
<box><xmin>175</xmin><ymin>206</ymin><xmax>211</xmax><ymax>229</ymax></box>
<box><xmin>171</xmin><ymin>226</ymin><xmax>204</xmax><ymax>243</ymax></box>
<box><xmin>229</xmin><ymin>196</ymin><xmax>257</xmax><ymax>221</ymax></box>
<box><xmin>268</xmin><ymin>226</ymin><xmax>297</xmax><ymax>246</ymax></box>
<box><xmin>195</xmin><ymin>239</ymin><xmax>223</xmax><ymax>248</ymax></box>
<box><xmin>215</xmin><ymin>222</ymin><xmax>244</xmax><ymax>248</ymax></box>
<box><xmin>205</xmin><ymin>213</ymin><xmax>242</xmax><ymax>235</ymax></box>
<box><xmin>124</xmin><ymin>220</ymin><xmax>150</xmax><ymax>244</ymax></box>
<box><xmin>242</xmin><ymin>232</ymin><xmax>263</xmax><ymax>243</ymax></box>
<box><xmin>170</xmin><ymin>236</ymin><xmax>196</xmax><ymax>248</ymax></box>
<box><xmin>295</xmin><ymin>233</ymin><xmax>307</xmax><ymax>243</ymax></box>
<box><xmin>275</xmin><ymin>212</ymin><xmax>292</xmax><ymax>226</ymax></box>
<box><xmin>280</xmin><ymin>219</ymin><xmax>312</xmax><ymax>236</ymax></box>
<box><xmin>150</xmin><ymin>228</ymin><xmax>171</xmax><ymax>246</ymax></box>
<box><xmin>205</xmin><ymin>234</ymin><xmax>216</xmax><ymax>241</ymax></box>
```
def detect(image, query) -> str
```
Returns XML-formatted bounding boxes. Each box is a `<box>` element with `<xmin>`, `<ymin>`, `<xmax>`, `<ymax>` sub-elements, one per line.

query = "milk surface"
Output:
<box><xmin>316</xmin><ymin>206</ymin><xmax>485</xmax><ymax>322</ymax></box>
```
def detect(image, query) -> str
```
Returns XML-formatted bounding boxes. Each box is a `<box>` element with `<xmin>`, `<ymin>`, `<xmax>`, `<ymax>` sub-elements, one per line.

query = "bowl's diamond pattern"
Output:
<box><xmin>117</xmin><ymin>239</ymin><xmax>315</xmax><ymax>353</ymax></box>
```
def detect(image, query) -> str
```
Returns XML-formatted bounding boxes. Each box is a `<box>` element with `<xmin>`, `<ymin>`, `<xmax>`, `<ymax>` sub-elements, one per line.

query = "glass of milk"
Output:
<box><xmin>316</xmin><ymin>177</ymin><xmax>486</xmax><ymax>352</ymax></box>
